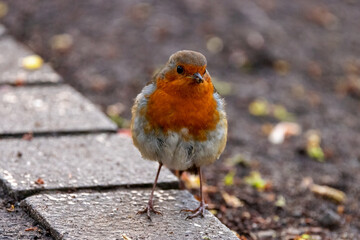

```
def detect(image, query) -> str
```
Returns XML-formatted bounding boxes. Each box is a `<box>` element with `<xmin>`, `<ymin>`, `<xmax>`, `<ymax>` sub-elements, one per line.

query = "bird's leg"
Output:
<box><xmin>181</xmin><ymin>167</ymin><xmax>208</xmax><ymax>219</ymax></box>
<box><xmin>137</xmin><ymin>163</ymin><xmax>163</xmax><ymax>220</ymax></box>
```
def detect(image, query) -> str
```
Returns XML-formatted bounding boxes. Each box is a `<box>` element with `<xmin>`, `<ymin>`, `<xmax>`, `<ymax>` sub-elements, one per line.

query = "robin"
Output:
<box><xmin>131</xmin><ymin>50</ymin><xmax>227</xmax><ymax>219</ymax></box>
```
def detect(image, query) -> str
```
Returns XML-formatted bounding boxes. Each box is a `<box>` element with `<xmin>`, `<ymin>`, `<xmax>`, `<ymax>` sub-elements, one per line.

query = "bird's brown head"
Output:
<box><xmin>156</xmin><ymin>50</ymin><xmax>213</xmax><ymax>98</ymax></box>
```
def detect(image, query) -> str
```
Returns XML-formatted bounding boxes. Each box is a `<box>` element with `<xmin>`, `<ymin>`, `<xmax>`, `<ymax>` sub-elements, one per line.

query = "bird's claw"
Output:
<box><xmin>181</xmin><ymin>203</ymin><xmax>208</xmax><ymax>219</ymax></box>
<box><xmin>137</xmin><ymin>203</ymin><xmax>162</xmax><ymax>220</ymax></box>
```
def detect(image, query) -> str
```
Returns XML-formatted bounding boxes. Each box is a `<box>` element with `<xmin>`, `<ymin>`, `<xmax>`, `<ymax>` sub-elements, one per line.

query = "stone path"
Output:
<box><xmin>0</xmin><ymin>85</ymin><xmax>116</xmax><ymax>136</ymax></box>
<box><xmin>0</xmin><ymin>25</ymin><xmax>238</xmax><ymax>239</ymax></box>
<box><xmin>0</xmin><ymin>134</ymin><xmax>178</xmax><ymax>199</ymax></box>
<box><xmin>0</xmin><ymin>34</ymin><xmax>61</xmax><ymax>85</ymax></box>
<box><xmin>22</xmin><ymin>190</ymin><xmax>236</xmax><ymax>240</ymax></box>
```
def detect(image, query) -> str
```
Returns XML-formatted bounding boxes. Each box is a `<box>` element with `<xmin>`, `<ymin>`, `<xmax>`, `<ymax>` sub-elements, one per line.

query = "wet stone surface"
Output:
<box><xmin>0</xmin><ymin>134</ymin><xmax>178</xmax><ymax>199</ymax></box>
<box><xmin>0</xmin><ymin>35</ymin><xmax>61</xmax><ymax>85</ymax></box>
<box><xmin>0</xmin><ymin>85</ymin><xmax>116</xmax><ymax>136</ymax></box>
<box><xmin>22</xmin><ymin>190</ymin><xmax>238</xmax><ymax>240</ymax></box>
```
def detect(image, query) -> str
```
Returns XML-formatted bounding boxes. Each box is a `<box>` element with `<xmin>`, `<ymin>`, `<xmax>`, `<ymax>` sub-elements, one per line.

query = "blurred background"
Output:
<box><xmin>1</xmin><ymin>0</ymin><xmax>359</xmax><ymax>239</ymax></box>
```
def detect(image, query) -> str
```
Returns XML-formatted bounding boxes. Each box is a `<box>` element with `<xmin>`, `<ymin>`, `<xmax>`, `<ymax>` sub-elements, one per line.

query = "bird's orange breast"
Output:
<box><xmin>144</xmin><ymin>76</ymin><xmax>219</xmax><ymax>141</ymax></box>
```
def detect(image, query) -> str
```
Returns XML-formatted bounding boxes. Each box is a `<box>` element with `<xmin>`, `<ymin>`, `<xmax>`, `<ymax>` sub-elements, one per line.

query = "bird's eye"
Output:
<box><xmin>177</xmin><ymin>65</ymin><xmax>184</xmax><ymax>74</ymax></box>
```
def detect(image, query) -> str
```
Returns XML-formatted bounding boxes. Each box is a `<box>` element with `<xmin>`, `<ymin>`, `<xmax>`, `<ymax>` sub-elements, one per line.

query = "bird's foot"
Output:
<box><xmin>180</xmin><ymin>202</ymin><xmax>208</xmax><ymax>219</ymax></box>
<box><xmin>137</xmin><ymin>201</ymin><xmax>162</xmax><ymax>221</ymax></box>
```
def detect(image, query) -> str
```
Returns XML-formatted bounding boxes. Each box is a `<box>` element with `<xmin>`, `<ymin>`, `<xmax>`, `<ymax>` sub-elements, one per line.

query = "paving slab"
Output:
<box><xmin>0</xmin><ymin>34</ymin><xmax>61</xmax><ymax>85</ymax></box>
<box><xmin>22</xmin><ymin>189</ymin><xmax>238</xmax><ymax>240</ymax></box>
<box><xmin>0</xmin><ymin>84</ymin><xmax>116</xmax><ymax>136</ymax></box>
<box><xmin>0</xmin><ymin>134</ymin><xmax>178</xmax><ymax>199</ymax></box>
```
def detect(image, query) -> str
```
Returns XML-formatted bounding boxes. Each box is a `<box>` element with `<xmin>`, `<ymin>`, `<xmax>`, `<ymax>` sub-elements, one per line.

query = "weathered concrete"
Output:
<box><xmin>0</xmin><ymin>85</ymin><xmax>116</xmax><ymax>136</ymax></box>
<box><xmin>0</xmin><ymin>134</ymin><xmax>178</xmax><ymax>199</ymax></box>
<box><xmin>0</xmin><ymin>34</ymin><xmax>61</xmax><ymax>85</ymax></box>
<box><xmin>22</xmin><ymin>190</ymin><xmax>238</xmax><ymax>240</ymax></box>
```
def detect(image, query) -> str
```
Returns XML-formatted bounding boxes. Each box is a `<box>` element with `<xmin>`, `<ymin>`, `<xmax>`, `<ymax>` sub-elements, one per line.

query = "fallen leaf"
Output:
<box><xmin>306</xmin><ymin>130</ymin><xmax>321</xmax><ymax>146</ymax></box>
<box><xmin>249</xmin><ymin>99</ymin><xmax>269</xmax><ymax>116</ymax></box>
<box><xmin>122</xmin><ymin>234</ymin><xmax>133</xmax><ymax>240</ymax></box>
<box><xmin>337</xmin><ymin>205</ymin><xmax>345</xmax><ymax>215</ymax></box>
<box><xmin>310</xmin><ymin>184</ymin><xmax>346</xmax><ymax>203</ymax></box>
<box><xmin>35</xmin><ymin>178</ymin><xmax>45</xmax><ymax>185</ymax></box>
<box><xmin>181</xmin><ymin>172</ymin><xmax>200</xmax><ymax>189</ymax></box>
<box><xmin>25</xmin><ymin>227</ymin><xmax>38</xmax><ymax>232</ymax></box>
<box><xmin>273</xmin><ymin>104</ymin><xmax>295</xmax><ymax>121</ymax></box>
<box><xmin>244</xmin><ymin>171</ymin><xmax>267</xmax><ymax>191</ymax></box>
<box><xmin>22</xmin><ymin>55</ymin><xmax>44</xmax><ymax>70</ymax></box>
<box><xmin>305</xmin><ymin>130</ymin><xmax>325</xmax><ymax>162</ymax></box>
<box><xmin>209</xmin><ymin>209</ymin><xmax>217</xmax><ymax>215</ymax></box>
<box><xmin>222</xmin><ymin>192</ymin><xmax>244</xmax><ymax>208</ymax></box>
<box><xmin>307</xmin><ymin>146</ymin><xmax>325</xmax><ymax>162</ymax></box>
<box><xmin>296</xmin><ymin>234</ymin><xmax>311</xmax><ymax>240</ymax></box>
<box><xmin>223</xmin><ymin>170</ymin><xmax>236</xmax><ymax>186</ymax></box>
<box><xmin>268</xmin><ymin>122</ymin><xmax>301</xmax><ymax>144</ymax></box>
<box><xmin>249</xmin><ymin>100</ymin><xmax>295</xmax><ymax>121</ymax></box>
<box><xmin>275</xmin><ymin>195</ymin><xmax>286</xmax><ymax>208</ymax></box>
<box><xmin>6</xmin><ymin>205</ymin><xmax>15</xmax><ymax>212</ymax></box>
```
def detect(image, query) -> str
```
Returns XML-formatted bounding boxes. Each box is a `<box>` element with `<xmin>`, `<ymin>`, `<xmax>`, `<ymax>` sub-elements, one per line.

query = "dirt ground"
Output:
<box><xmin>1</xmin><ymin>0</ymin><xmax>360</xmax><ymax>239</ymax></box>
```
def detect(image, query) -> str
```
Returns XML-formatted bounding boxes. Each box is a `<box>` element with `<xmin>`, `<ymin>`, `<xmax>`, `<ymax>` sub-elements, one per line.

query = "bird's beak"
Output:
<box><xmin>193</xmin><ymin>72</ymin><xmax>204</xmax><ymax>84</ymax></box>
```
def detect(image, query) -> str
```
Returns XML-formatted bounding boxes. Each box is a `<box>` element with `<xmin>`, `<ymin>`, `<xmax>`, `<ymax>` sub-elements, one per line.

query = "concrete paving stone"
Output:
<box><xmin>22</xmin><ymin>189</ymin><xmax>238</xmax><ymax>240</ymax></box>
<box><xmin>0</xmin><ymin>187</ymin><xmax>53</xmax><ymax>240</ymax></box>
<box><xmin>0</xmin><ymin>84</ymin><xmax>117</xmax><ymax>136</ymax></box>
<box><xmin>0</xmin><ymin>134</ymin><xmax>178</xmax><ymax>199</ymax></box>
<box><xmin>0</xmin><ymin>34</ymin><xmax>62</xmax><ymax>85</ymax></box>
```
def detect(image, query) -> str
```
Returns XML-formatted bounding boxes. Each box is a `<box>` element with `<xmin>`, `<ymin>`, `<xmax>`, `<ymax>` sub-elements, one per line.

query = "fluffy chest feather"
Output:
<box><xmin>145</xmin><ymin>88</ymin><xmax>219</xmax><ymax>141</ymax></box>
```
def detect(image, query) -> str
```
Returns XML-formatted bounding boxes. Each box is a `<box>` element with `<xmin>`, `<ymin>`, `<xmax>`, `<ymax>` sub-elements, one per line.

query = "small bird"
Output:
<box><xmin>131</xmin><ymin>50</ymin><xmax>227</xmax><ymax>219</ymax></box>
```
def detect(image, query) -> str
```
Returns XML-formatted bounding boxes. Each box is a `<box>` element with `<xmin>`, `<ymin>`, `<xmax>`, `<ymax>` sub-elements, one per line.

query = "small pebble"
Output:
<box><xmin>318</xmin><ymin>209</ymin><xmax>341</xmax><ymax>229</ymax></box>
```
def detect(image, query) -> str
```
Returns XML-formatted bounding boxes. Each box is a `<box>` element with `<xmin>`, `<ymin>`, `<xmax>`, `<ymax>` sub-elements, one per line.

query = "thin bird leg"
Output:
<box><xmin>137</xmin><ymin>163</ymin><xmax>163</xmax><ymax>220</ymax></box>
<box><xmin>181</xmin><ymin>167</ymin><xmax>208</xmax><ymax>219</ymax></box>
